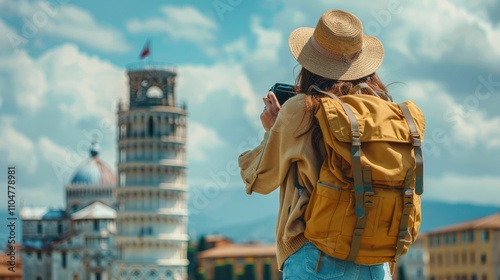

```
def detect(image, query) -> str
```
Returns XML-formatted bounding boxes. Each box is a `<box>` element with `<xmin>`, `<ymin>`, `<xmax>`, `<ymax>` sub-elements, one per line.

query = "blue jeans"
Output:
<box><xmin>283</xmin><ymin>242</ymin><xmax>392</xmax><ymax>279</ymax></box>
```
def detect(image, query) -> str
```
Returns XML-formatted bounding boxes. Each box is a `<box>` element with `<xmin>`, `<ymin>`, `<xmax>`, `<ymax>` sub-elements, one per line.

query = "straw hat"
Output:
<box><xmin>289</xmin><ymin>9</ymin><xmax>384</xmax><ymax>81</ymax></box>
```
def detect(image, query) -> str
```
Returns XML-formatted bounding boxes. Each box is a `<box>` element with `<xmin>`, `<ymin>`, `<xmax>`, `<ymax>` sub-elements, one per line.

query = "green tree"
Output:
<box><xmin>214</xmin><ymin>264</ymin><xmax>225</xmax><ymax>280</ymax></box>
<box><xmin>398</xmin><ymin>265</ymin><xmax>407</xmax><ymax>280</ymax></box>
<box><xmin>243</xmin><ymin>263</ymin><xmax>256</xmax><ymax>280</ymax></box>
<box><xmin>187</xmin><ymin>244</ymin><xmax>198</xmax><ymax>280</ymax></box>
<box><xmin>224</xmin><ymin>263</ymin><xmax>234</xmax><ymax>280</ymax></box>
<box><xmin>263</xmin><ymin>262</ymin><xmax>272</xmax><ymax>280</ymax></box>
<box><xmin>198</xmin><ymin>235</ymin><xmax>208</xmax><ymax>252</ymax></box>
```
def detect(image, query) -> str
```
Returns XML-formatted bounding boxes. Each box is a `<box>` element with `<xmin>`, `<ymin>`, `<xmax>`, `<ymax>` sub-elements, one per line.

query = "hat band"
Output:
<box><xmin>310</xmin><ymin>36</ymin><xmax>363</xmax><ymax>66</ymax></box>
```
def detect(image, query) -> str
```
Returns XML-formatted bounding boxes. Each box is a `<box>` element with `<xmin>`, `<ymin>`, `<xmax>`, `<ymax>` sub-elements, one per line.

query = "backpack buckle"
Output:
<box><xmin>404</xmin><ymin>189</ymin><xmax>414</xmax><ymax>199</ymax></box>
<box><xmin>351</xmin><ymin>131</ymin><xmax>361</xmax><ymax>146</ymax></box>
<box><xmin>404</xmin><ymin>189</ymin><xmax>414</xmax><ymax>208</ymax></box>
<box><xmin>364</xmin><ymin>191</ymin><xmax>375</xmax><ymax>208</ymax></box>
<box><xmin>411</xmin><ymin>135</ymin><xmax>422</xmax><ymax>147</ymax></box>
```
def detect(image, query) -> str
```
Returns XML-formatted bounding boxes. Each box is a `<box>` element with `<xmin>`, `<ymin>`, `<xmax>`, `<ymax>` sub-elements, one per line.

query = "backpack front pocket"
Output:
<box><xmin>305</xmin><ymin>181</ymin><xmax>351</xmax><ymax>250</ymax></box>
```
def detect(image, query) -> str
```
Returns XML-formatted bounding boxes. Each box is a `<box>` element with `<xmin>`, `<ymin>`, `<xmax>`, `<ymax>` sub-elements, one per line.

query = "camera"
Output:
<box><xmin>270</xmin><ymin>83</ymin><xmax>296</xmax><ymax>105</ymax></box>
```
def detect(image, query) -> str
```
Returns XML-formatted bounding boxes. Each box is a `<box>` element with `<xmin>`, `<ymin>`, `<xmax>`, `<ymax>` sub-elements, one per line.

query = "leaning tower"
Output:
<box><xmin>114</xmin><ymin>63</ymin><xmax>189</xmax><ymax>280</ymax></box>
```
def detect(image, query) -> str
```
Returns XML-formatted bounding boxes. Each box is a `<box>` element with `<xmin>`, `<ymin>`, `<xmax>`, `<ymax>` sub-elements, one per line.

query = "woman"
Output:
<box><xmin>238</xmin><ymin>9</ymin><xmax>392</xmax><ymax>279</ymax></box>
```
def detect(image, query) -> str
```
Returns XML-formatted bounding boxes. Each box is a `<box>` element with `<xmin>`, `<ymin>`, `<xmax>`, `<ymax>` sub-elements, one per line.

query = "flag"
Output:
<box><xmin>139</xmin><ymin>40</ymin><xmax>150</xmax><ymax>59</ymax></box>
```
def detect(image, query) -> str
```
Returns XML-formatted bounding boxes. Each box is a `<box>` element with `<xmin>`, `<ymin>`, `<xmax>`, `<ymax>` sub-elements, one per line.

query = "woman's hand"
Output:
<box><xmin>260</xmin><ymin>91</ymin><xmax>281</xmax><ymax>131</ymax></box>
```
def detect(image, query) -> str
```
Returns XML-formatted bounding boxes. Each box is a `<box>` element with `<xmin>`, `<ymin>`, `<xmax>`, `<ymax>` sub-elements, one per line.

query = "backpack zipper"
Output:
<box><xmin>317</xmin><ymin>180</ymin><xmax>341</xmax><ymax>191</ymax></box>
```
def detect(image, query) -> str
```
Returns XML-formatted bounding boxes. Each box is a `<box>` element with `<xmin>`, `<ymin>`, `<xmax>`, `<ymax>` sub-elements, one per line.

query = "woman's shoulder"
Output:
<box><xmin>282</xmin><ymin>93</ymin><xmax>306</xmax><ymax>111</ymax></box>
<box><xmin>272</xmin><ymin>93</ymin><xmax>312</xmax><ymax>134</ymax></box>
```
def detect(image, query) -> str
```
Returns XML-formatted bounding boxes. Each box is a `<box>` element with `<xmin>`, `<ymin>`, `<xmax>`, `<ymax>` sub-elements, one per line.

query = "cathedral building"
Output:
<box><xmin>21</xmin><ymin>63</ymin><xmax>189</xmax><ymax>280</ymax></box>
<box><xmin>21</xmin><ymin>143</ymin><xmax>117</xmax><ymax>280</ymax></box>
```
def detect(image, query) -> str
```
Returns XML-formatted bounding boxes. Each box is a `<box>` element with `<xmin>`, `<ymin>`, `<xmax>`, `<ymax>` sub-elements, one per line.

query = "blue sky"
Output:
<box><xmin>0</xmin><ymin>0</ymin><xmax>500</xmax><ymax>211</ymax></box>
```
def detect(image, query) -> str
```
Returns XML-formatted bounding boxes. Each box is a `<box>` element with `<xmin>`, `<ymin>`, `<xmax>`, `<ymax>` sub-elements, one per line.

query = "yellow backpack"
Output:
<box><xmin>304</xmin><ymin>83</ymin><xmax>425</xmax><ymax>267</ymax></box>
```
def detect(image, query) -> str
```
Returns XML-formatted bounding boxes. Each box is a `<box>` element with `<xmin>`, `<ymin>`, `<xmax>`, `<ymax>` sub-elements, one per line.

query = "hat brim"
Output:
<box><xmin>289</xmin><ymin>27</ymin><xmax>384</xmax><ymax>81</ymax></box>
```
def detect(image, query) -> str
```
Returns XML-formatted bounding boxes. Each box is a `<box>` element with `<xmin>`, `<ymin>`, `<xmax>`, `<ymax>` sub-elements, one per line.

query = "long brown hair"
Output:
<box><xmin>295</xmin><ymin>67</ymin><xmax>389</xmax><ymax>112</ymax></box>
<box><xmin>295</xmin><ymin>67</ymin><xmax>389</xmax><ymax>154</ymax></box>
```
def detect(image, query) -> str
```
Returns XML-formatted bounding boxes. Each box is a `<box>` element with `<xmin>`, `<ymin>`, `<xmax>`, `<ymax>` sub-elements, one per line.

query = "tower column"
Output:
<box><xmin>115</xmin><ymin>65</ymin><xmax>188</xmax><ymax>280</ymax></box>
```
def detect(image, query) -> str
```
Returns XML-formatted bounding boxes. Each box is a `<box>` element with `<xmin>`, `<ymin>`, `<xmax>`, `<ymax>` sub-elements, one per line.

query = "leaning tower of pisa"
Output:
<box><xmin>114</xmin><ymin>63</ymin><xmax>189</xmax><ymax>280</ymax></box>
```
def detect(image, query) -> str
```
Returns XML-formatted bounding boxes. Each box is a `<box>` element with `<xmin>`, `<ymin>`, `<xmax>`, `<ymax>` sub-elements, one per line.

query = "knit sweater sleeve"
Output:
<box><xmin>238</xmin><ymin>95</ymin><xmax>312</xmax><ymax>195</ymax></box>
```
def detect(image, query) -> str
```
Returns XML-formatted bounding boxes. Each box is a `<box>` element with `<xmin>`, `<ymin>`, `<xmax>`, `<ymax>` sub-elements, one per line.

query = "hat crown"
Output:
<box><xmin>313</xmin><ymin>10</ymin><xmax>364</xmax><ymax>56</ymax></box>
<box><xmin>288</xmin><ymin>9</ymin><xmax>384</xmax><ymax>80</ymax></box>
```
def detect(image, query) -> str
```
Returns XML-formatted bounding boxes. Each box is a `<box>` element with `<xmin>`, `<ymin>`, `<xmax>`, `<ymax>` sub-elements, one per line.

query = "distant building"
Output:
<box><xmin>198</xmin><ymin>241</ymin><xmax>282</xmax><ymax>280</ymax></box>
<box><xmin>21</xmin><ymin>143</ymin><xmax>117</xmax><ymax>280</ymax></box>
<box><xmin>203</xmin><ymin>235</ymin><xmax>233</xmax><ymax>250</ymax></box>
<box><xmin>397</xmin><ymin>234</ymin><xmax>428</xmax><ymax>280</ymax></box>
<box><xmin>114</xmin><ymin>63</ymin><xmax>189</xmax><ymax>279</ymax></box>
<box><xmin>426</xmin><ymin>213</ymin><xmax>500</xmax><ymax>280</ymax></box>
<box><xmin>21</xmin><ymin>62</ymin><xmax>189</xmax><ymax>280</ymax></box>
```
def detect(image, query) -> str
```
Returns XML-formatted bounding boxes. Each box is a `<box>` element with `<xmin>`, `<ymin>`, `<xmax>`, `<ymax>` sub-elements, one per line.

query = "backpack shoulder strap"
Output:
<box><xmin>398</xmin><ymin>103</ymin><xmax>424</xmax><ymax>195</ymax></box>
<box><xmin>310</xmin><ymin>85</ymin><xmax>364</xmax><ymax>218</ymax></box>
<box><xmin>311</xmin><ymin>85</ymin><xmax>374</xmax><ymax>262</ymax></box>
<box><xmin>350</xmin><ymin>82</ymin><xmax>380</xmax><ymax>98</ymax></box>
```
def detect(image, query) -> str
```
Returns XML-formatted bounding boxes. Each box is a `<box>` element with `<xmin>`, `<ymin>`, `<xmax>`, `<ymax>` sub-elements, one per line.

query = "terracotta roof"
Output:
<box><xmin>198</xmin><ymin>244</ymin><xmax>276</xmax><ymax>259</ymax></box>
<box><xmin>204</xmin><ymin>235</ymin><xmax>232</xmax><ymax>243</ymax></box>
<box><xmin>427</xmin><ymin>213</ymin><xmax>500</xmax><ymax>234</ymax></box>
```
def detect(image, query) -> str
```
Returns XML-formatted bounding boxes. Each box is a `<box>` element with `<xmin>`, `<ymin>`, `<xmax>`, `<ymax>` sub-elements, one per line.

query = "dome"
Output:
<box><xmin>70</xmin><ymin>142</ymin><xmax>116</xmax><ymax>186</ymax></box>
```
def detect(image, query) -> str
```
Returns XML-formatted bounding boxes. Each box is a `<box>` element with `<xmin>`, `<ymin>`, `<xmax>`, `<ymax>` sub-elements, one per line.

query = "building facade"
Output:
<box><xmin>114</xmin><ymin>64</ymin><xmax>189</xmax><ymax>279</ymax></box>
<box><xmin>198</xmin><ymin>242</ymin><xmax>282</xmax><ymax>280</ymax></box>
<box><xmin>426</xmin><ymin>213</ymin><xmax>500</xmax><ymax>280</ymax></box>
<box><xmin>21</xmin><ymin>143</ymin><xmax>117</xmax><ymax>280</ymax></box>
<box><xmin>21</xmin><ymin>63</ymin><xmax>189</xmax><ymax>280</ymax></box>
<box><xmin>397</xmin><ymin>234</ymin><xmax>428</xmax><ymax>280</ymax></box>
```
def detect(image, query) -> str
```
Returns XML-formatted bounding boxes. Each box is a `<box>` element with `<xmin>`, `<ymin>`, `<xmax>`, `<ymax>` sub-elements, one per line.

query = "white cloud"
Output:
<box><xmin>188</xmin><ymin>122</ymin><xmax>225</xmax><ymax>161</ymax></box>
<box><xmin>274</xmin><ymin>8</ymin><xmax>308</xmax><ymax>28</ymax></box>
<box><xmin>0</xmin><ymin>0</ymin><xmax>130</xmax><ymax>53</ymax></box>
<box><xmin>391</xmin><ymin>0</ymin><xmax>500</xmax><ymax>68</ymax></box>
<box><xmin>0</xmin><ymin>117</ymin><xmax>38</xmax><ymax>174</ymax></box>
<box><xmin>0</xmin><ymin>19</ymin><xmax>21</xmax><ymax>52</ymax></box>
<box><xmin>38</xmin><ymin>136</ymin><xmax>85</xmax><ymax>185</ymax></box>
<box><xmin>37</xmin><ymin>43</ymin><xmax>127</xmax><ymax>123</ymax></box>
<box><xmin>38</xmin><ymin>136</ymin><xmax>70</xmax><ymax>165</ymax></box>
<box><xmin>427</xmin><ymin>173</ymin><xmax>500</xmax><ymax>206</ymax></box>
<box><xmin>127</xmin><ymin>5</ymin><xmax>218</xmax><ymax>46</ymax></box>
<box><xmin>0</xmin><ymin>43</ymin><xmax>127</xmax><ymax>119</ymax></box>
<box><xmin>271</xmin><ymin>0</ymin><xmax>393</xmax><ymax>30</ymax></box>
<box><xmin>178</xmin><ymin>63</ymin><xmax>261</xmax><ymax>123</ymax></box>
<box><xmin>249</xmin><ymin>16</ymin><xmax>283</xmax><ymax>65</ymax></box>
<box><xmin>0</xmin><ymin>43</ymin><xmax>123</xmax><ymax>184</ymax></box>
<box><xmin>0</xmin><ymin>43</ymin><xmax>124</xmax><ymax>206</ymax></box>
<box><xmin>223</xmin><ymin>15</ymin><xmax>284</xmax><ymax>71</ymax></box>
<box><xmin>19</xmin><ymin>183</ymin><xmax>65</xmax><ymax>208</ymax></box>
<box><xmin>223</xmin><ymin>37</ymin><xmax>249</xmax><ymax>61</ymax></box>
<box><xmin>401</xmin><ymin>81</ymin><xmax>500</xmax><ymax>149</ymax></box>
<box><xmin>0</xmin><ymin>50</ymin><xmax>47</xmax><ymax>113</ymax></box>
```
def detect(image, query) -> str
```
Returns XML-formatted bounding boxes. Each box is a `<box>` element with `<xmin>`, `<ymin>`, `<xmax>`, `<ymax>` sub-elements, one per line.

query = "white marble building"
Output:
<box><xmin>21</xmin><ymin>143</ymin><xmax>117</xmax><ymax>280</ymax></box>
<box><xmin>114</xmin><ymin>64</ymin><xmax>189</xmax><ymax>280</ymax></box>
<box><xmin>21</xmin><ymin>63</ymin><xmax>189</xmax><ymax>280</ymax></box>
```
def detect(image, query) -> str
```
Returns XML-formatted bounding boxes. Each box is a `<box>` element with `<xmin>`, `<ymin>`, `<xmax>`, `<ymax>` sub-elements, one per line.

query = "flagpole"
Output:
<box><xmin>148</xmin><ymin>37</ymin><xmax>153</xmax><ymax>64</ymax></box>
<box><xmin>139</xmin><ymin>39</ymin><xmax>151</xmax><ymax>65</ymax></box>
<box><xmin>148</xmin><ymin>38</ymin><xmax>152</xmax><ymax>65</ymax></box>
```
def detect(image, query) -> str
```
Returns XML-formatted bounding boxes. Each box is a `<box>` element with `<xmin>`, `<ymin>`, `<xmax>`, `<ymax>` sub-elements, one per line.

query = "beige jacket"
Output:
<box><xmin>238</xmin><ymin>94</ymin><xmax>325</xmax><ymax>270</ymax></box>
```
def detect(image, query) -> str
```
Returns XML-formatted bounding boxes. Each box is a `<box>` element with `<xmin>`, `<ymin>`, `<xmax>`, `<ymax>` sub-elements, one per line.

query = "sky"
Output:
<box><xmin>0</xmin><ymin>0</ymin><xmax>499</xmax><ymax>212</ymax></box>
